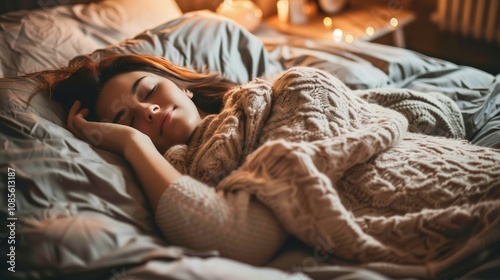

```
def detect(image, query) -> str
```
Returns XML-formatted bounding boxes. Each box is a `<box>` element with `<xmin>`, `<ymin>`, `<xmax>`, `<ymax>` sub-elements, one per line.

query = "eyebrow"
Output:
<box><xmin>112</xmin><ymin>76</ymin><xmax>147</xmax><ymax>124</ymax></box>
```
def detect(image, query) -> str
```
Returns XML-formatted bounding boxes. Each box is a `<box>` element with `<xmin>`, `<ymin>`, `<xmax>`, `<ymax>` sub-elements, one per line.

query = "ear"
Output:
<box><xmin>183</xmin><ymin>88</ymin><xmax>193</xmax><ymax>99</ymax></box>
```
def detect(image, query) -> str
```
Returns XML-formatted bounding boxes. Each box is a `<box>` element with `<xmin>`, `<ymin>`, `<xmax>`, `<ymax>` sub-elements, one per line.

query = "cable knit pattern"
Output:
<box><xmin>354</xmin><ymin>88</ymin><xmax>465</xmax><ymax>139</ymax></box>
<box><xmin>158</xmin><ymin>67</ymin><xmax>500</xmax><ymax>279</ymax></box>
<box><xmin>155</xmin><ymin>176</ymin><xmax>287</xmax><ymax>265</ymax></box>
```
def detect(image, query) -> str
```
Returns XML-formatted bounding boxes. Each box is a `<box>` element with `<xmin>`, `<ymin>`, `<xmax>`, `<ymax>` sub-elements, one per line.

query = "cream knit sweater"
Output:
<box><xmin>155</xmin><ymin>67</ymin><xmax>500</xmax><ymax>278</ymax></box>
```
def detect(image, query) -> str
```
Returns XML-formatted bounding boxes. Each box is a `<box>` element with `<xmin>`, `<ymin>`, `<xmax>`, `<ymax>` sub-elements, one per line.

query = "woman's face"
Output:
<box><xmin>95</xmin><ymin>71</ymin><xmax>203</xmax><ymax>153</ymax></box>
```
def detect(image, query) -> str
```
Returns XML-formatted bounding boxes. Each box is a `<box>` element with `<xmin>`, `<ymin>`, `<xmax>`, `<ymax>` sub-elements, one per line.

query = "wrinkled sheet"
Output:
<box><xmin>0</xmin><ymin>0</ymin><xmax>182</xmax><ymax>78</ymax></box>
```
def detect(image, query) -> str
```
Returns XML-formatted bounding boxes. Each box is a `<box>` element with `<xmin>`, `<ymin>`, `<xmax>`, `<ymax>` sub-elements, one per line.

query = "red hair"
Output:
<box><xmin>48</xmin><ymin>54</ymin><xmax>236</xmax><ymax>121</ymax></box>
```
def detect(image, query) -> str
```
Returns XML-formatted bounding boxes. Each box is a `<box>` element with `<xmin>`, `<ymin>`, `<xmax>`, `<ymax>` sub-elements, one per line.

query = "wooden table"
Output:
<box><xmin>265</xmin><ymin>4</ymin><xmax>416</xmax><ymax>48</ymax></box>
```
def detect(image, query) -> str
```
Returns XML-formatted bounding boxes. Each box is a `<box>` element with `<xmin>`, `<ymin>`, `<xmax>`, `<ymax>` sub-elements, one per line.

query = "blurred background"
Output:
<box><xmin>1</xmin><ymin>0</ymin><xmax>499</xmax><ymax>75</ymax></box>
<box><xmin>366</xmin><ymin>0</ymin><xmax>500</xmax><ymax>75</ymax></box>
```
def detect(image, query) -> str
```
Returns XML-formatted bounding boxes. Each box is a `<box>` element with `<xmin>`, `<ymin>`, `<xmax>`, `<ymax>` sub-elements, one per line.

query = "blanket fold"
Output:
<box><xmin>354</xmin><ymin>88</ymin><xmax>465</xmax><ymax>139</ymax></box>
<box><xmin>164</xmin><ymin>67</ymin><xmax>500</xmax><ymax>279</ymax></box>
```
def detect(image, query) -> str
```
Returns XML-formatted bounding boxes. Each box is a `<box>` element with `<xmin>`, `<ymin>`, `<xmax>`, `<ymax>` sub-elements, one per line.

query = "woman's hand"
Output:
<box><xmin>67</xmin><ymin>101</ymin><xmax>149</xmax><ymax>155</ymax></box>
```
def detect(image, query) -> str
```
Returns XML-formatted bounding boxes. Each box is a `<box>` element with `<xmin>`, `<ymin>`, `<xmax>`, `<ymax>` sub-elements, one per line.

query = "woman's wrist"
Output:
<box><xmin>121</xmin><ymin>129</ymin><xmax>182</xmax><ymax>209</ymax></box>
<box><xmin>123</xmin><ymin>130</ymin><xmax>154</xmax><ymax>160</ymax></box>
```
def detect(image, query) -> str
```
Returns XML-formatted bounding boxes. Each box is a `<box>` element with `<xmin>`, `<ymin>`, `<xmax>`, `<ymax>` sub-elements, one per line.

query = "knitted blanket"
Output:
<box><xmin>165</xmin><ymin>67</ymin><xmax>500</xmax><ymax>279</ymax></box>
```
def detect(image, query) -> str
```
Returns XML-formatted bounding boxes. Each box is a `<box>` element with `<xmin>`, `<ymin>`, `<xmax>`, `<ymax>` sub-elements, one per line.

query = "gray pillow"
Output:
<box><xmin>72</xmin><ymin>10</ymin><xmax>284</xmax><ymax>83</ymax></box>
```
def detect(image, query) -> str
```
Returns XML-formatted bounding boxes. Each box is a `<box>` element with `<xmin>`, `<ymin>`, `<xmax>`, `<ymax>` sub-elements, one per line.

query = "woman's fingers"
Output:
<box><xmin>68</xmin><ymin>100</ymin><xmax>82</xmax><ymax>117</ymax></box>
<box><xmin>67</xmin><ymin>101</ymin><xmax>91</xmax><ymax>140</ymax></box>
<box><xmin>67</xmin><ymin>101</ymin><xmax>80</xmax><ymax>127</ymax></box>
<box><xmin>68</xmin><ymin>105</ymin><xmax>114</xmax><ymax>147</ymax></box>
<box><xmin>67</xmin><ymin>101</ymin><xmax>81</xmax><ymax>136</ymax></box>
<box><xmin>65</xmin><ymin>101</ymin><xmax>137</xmax><ymax>154</ymax></box>
<box><xmin>79</xmin><ymin>108</ymin><xmax>89</xmax><ymax>118</ymax></box>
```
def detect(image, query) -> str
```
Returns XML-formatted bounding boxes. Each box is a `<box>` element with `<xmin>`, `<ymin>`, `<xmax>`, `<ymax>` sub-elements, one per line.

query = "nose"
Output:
<box><xmin>140</xmin><ymin>104</ymin><xmax>160</xmax><ymax>122</ymax></box>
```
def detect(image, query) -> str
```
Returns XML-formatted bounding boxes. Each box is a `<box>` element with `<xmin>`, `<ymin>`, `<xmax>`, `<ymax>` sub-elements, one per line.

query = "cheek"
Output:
<box><xmin>133</xmin><ymin>121</ymin><xmax>154</xmax><ymax>138</ymax></box>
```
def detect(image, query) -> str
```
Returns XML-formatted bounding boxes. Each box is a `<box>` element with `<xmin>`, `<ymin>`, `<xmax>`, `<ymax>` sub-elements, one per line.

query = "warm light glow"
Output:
<box><xmin>277</xmin><ymin>0</ymin><xmax>289</xmax><ymax>23</ymax></box>
<box><xmin>304</xmin><ymin>2</ymin><xmax>317</xmax><ymax>16</ymax></box>
<box><xmin>254</xmin><ymin>9</ymin><xmax>262</xmax><ymax>18</ymax></box>
<box><xmin>390</xmin><ymin>17</ymin><xmax>399</xmax><ymax>27</ymax></box>
<box><xmin>345</xmin><ymin>34</ymin><xmax>354</xmax><ymax>43</ymax></box>
<box><xmin>366</xmin><ymin>26</ymin><xmax>374</xmax><ymax>35</ymax></box>
<box><xmin>332</xmin><ymin>28</ymin><xmax>343</xmax><ymax>42</ymax></box>
<box><xmin>216</xmin><ymin>0</ymin><xmax>262</xmax><ymax>32</ymax></box>
<box><xmin>323</xmin><ymin>17</ymin><xmax>332</xmax><ymax>27</ymax></box>
<box><xmin>277</xmin><ymin>0</ymin><xmax>287</xmax><ymax>10</ymax></box>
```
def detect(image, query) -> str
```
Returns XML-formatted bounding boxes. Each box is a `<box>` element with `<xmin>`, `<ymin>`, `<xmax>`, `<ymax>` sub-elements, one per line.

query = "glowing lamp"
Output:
<box><xmin>216</xmin><ymin>0</ymin><xmax>263</xmax><ymax>32</ymax></box>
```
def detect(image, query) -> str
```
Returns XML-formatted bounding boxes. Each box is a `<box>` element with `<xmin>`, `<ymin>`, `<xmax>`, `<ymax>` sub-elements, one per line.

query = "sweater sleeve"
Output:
<box><xmin>154</xmin><ymin>176</ymin><xmax>288</xmax><ymax>266</ymax></box>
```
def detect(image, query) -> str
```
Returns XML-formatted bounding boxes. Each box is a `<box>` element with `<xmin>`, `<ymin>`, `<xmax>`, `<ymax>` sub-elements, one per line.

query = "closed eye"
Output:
<box><xmin>144</xmin><ymin>85</ymin><xmax>157</xmax><ymax>100</ymax></box>
<box><xmin>130</xmin><ymin>85</ymin><xmax>157</xmax><ymax>127</ymax></box>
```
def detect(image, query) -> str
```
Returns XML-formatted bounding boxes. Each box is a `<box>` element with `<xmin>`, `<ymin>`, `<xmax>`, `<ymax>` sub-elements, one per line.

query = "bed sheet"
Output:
<box><xmin>1</xmin><ymin>6</ymin><xmax>499</xmax><ymax>280</ymax></box>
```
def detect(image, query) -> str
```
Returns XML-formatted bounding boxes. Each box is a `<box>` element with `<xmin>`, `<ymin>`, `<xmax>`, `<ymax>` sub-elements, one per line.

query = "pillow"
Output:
<box><xmin>0</xmin><ymin>0</ymin><xmax>182</xmax><ymax>78</ymax></box>
<box><xmin>71</xmin><ymin>10</ymin><xmax>284</xmax><ymax>84</ymax></box>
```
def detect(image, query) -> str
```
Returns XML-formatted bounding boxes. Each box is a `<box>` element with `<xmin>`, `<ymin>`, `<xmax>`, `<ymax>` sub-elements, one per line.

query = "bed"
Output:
<box><xmin>1</xmin><ymin>1</ymin><xmax>499</xmax><ymax>279</ymax></box>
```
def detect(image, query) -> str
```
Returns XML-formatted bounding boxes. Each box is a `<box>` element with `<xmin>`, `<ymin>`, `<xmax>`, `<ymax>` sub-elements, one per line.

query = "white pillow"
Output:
<box><xmin>105</xmin><ymin>0</ymin><xmax>182</xmax><ymax>35</ymax></box>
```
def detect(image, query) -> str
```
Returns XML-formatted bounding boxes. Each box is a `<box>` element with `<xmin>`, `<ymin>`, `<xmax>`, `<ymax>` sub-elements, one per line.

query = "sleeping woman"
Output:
<box><xmin>49</xmin><ymin>54</ymin><xmax>500</xmax><ymax>279</ymax></box>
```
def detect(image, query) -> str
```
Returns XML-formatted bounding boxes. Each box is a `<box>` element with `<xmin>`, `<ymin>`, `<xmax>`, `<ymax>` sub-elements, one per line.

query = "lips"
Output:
<box><xmin>160</xmin><ymin>109</ymin><xmax>173</xmax><ymax>136</ymax></box>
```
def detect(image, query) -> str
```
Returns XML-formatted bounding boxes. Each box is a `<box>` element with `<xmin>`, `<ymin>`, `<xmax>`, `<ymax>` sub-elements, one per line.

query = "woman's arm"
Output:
<box><xmin>155</xmin><ymin>176</ymin><xmax>288</xmax><ymax>266</ymax></box>
<box><xmin>123</xmin><ymin>133</ymin><xmax>181</xmax><ymax>209</ymax></box>
<box><xmin>125</xmin><ymin>136</ymin><xmax>287</xmax><ymax>265</ymax></box>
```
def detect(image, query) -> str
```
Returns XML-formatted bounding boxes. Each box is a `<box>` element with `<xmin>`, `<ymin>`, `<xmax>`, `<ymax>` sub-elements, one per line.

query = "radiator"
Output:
<box><xmin>433</xmin><ymin>0</ymin><xmax>500</xmax><ymax>44</ymax></box>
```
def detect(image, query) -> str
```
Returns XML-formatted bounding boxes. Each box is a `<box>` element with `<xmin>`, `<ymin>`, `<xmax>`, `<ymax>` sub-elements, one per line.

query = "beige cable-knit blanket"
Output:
<box><xmin>165</xmin><ymin>67</ymin><xmax>500</xmax><ymax>279</ymax></box>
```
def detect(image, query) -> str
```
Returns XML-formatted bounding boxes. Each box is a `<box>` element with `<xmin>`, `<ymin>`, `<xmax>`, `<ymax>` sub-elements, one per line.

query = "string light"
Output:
<box><xmin>390</xmin><ymin>17</ymin><xmax>399</xmax><ymax>27</ymax></box>
<box><xmin>345</xmin><ymin>34</ymin><xmax>354</xmax><ymax>43</ymax></box>
<box><xmin>315</xmin><ymin>11</ymin><xmax>401</xmax><ymax>43</ymax></box>
<box><xmin>332</xmin><ymin>28</ymin><xmax>343</xmax><ymax>42</ymax></box>
<box><xmin>365</xmin><ymin>26</ymin><xmax>374</xmax><ymax>35</ymax></box>
<box><xmin>323</xmin><ymin>17</ymin><xmax>332</xmax><ymax>27</ymax></box>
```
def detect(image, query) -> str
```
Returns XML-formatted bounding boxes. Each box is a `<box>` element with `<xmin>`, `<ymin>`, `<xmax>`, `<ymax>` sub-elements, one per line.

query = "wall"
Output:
<box><xmin>359</xmin><ymin>0</ymin><xmax>499</xmax><ymax>75</ymax></box>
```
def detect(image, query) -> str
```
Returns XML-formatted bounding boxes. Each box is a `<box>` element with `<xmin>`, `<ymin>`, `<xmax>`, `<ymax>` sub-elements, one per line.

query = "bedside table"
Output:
<box><xmin>265</xmin><ymin>4</ymin><xmax>415</xmax><ymax>48</ymax></box>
